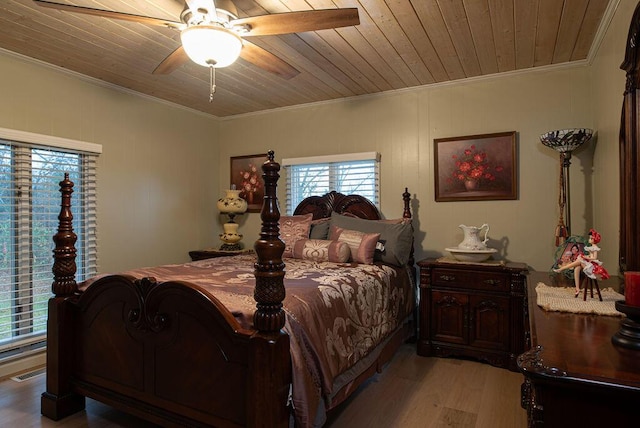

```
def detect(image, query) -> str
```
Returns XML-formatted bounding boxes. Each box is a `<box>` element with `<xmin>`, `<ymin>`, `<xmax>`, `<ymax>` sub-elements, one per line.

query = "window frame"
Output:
<box><xmin>0</xmin><ymin>127</ymin><xmax>101</xmax><ymax>358</ymax></box>
<box><xmin>282</xmin><ymin>152</ymin><xmax>380</xmax><ymax>215</ymax></box>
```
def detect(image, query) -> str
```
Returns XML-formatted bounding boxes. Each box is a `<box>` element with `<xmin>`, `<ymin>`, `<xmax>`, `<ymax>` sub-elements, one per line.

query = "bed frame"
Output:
<box><xmin>41</xmin><ymin>150</ymin><xmax>413</xmax><ymax>427</ymax></box>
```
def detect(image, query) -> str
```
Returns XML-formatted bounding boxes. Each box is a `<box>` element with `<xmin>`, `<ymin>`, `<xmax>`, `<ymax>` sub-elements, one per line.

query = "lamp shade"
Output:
<box><xmin>217</xmin><ymin>189</ymin><xmax>247</xmax><ymax>214</ymax></box>
<box><xmin>181</xmin><ymin>25</ymin><xmax>243</xmax><ymax>68</ymax></box>
<box><xmin>540</xmin><ymin>128</ymin><xmax>593</xmax><ymax>153</ymax></box>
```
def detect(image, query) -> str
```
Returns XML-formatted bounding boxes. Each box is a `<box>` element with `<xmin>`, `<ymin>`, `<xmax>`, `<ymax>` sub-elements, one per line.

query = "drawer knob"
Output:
<box><xmin>439</xmin><ymin>274</ymin><xmax>456</xmax><ymax>281</ymax></box>
<box><xmin>483</xmin><ymin>279</ymin><xmax>502</xmax><ymax>286</ymax></box>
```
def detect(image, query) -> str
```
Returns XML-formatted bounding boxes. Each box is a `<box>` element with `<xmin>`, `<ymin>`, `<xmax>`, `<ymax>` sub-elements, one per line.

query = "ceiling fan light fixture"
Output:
<box><xmin>181</xmin><ymin>25</ymin><xmax>242</xmax><ymax>68</ymax></box>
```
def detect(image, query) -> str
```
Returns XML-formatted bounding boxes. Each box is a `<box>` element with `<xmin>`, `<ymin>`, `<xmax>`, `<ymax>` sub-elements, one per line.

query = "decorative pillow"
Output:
<box><xmin>340</xmin><ymin>212</ymin><xmax>411</xmax><ymax>224</ymax></box>
<box><xmin>292</xmin><ymin>239</ymin><xmax>351</xmax><ymax>263</ymax></box>
<box><xmin>377</xmin><ymin>217</ymin><xmax>413</xmax><ymax>225</ymax></box>
<box><xmin>330</xmin><ymin>226</ymin><xmax>380</xmax><ymax>264</ymax></box>
<box><xmin>330</xmin><ymin>212</ymin><xmax>413</xmax><ymax>266</ymax></box>
<box><xmin>309</xmin><ymin>217</ymin><xmax>331</xmax><ymax>240</ymax></box>
<box><xmin>279</xmin><ymin>214</ymin><xmax>313</xmax><ymax>258</ymax></box>
<box><xmin>342</xmin><ymin>211</ymin><xmax>411</xmax><ymax>225</ymax></box>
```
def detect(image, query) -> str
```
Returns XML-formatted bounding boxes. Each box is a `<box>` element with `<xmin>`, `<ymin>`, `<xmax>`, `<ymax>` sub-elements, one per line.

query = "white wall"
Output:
<box><xmin>0</xmin><ymin>0</ymin><xmax>633</xmax><ymax>275</ymax></box>
<box><xmin>219</xmin><ymin>65</ymin><xmax>596</xmax><ymax>272</ymax></box>
<box><xmin>0</xmin><ymin>51</ymin><xmax>220</xmax><ymax>272</ymax></box>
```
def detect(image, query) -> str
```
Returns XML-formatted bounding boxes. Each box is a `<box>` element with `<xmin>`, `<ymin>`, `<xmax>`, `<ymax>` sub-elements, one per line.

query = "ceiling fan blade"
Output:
<box><xmin>33</xmin><ymin>0</ymin><xmax>182</xmax><ymax>29</ymax></box>
<box><xmin>240</xmin><ymin>41</ymin><xmax>299</xmax><ymax>80</ymax></box>
<box><xmin>153</xmin><ymin>46</ymin><xmax>190</xmax><ymax>75</ymax></box>
<box><xmin>232</xmin><ymin>8</ymin><xmax>359</xmax><ymax>37</ymax></box>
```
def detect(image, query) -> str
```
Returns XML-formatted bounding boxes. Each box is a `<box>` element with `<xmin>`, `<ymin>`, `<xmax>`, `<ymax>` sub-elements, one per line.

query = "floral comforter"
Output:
<box><xmin>84</xmin><ymin>254</ymin><xmax>414</xmax><ymax>427</ymax></box>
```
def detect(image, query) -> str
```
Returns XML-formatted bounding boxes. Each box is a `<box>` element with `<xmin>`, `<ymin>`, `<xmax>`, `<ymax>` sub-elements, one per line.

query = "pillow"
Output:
<box><xmin>336</xmin><ymin>211</ymin><xmax>411</xmax><ymax>225</ymax></box>
<box><xmin>330</xmin><ymin>226</ymin><xmax>380</xmax><ymax>264</ymax></box>
<box><xmin>279</xmin><ymin>214</ymin><xmax>313</xmax><ymax>258</ymax></box>
<box><xmin>377</xmin><ymin>217</ymin><xmax>412</xmax><ymax>225</ymax></box>
<box><xmin>340</xmin><ymin>212</ymin><xmax>410</xmax><ymax>224</ymax></box>
<box><xmin>309</xmin><ymin>217</ymin><xmax>331</xmax><ymax>240</ymax></box>
<box><xmin>330</xmin><ymin>212</ymin><xmax>413</xmax><ymax>266</ymax></box>
<box><xmin>292</xmin><ymin>239</ymin><xmax>350</xmax><ymax>263</ymax></box>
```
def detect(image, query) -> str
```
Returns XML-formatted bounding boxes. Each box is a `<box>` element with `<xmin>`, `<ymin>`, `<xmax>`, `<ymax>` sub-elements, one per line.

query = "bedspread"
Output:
<box><xmin>81</xmin><ymin>254</ymin><xmax>414</xmax><ymax>427</ymax></box>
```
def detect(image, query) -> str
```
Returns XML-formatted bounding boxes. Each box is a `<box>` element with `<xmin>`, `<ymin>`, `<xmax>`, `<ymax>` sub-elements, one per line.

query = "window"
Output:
<box><xmin>0</xmin><ymin>128</ymin><xmax>100</xmax><ymax>359</ymax></box>
<box><xmin>282</xmin><ymin>152</ymin><xmax>380</xmax><ymax>215</ymax></box>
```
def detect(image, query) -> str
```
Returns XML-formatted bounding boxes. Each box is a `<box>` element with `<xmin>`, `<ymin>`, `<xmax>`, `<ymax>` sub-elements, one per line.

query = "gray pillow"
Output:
<box><xmin>309</xmin><ymin>218</ymin><xmax>330</xmax><ymax>239</ymax></box>
<box><xmin>329</xmin><ymin>212</ymin><xmax>413</xmax><ymax>266</ymax></box>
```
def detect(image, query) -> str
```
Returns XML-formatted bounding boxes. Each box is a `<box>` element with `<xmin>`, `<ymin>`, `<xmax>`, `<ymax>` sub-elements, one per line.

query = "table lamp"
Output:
<box><xmin>217</xmin><ymin>185</ymin><xmax>248</xmax><ymax>250</ymax></box>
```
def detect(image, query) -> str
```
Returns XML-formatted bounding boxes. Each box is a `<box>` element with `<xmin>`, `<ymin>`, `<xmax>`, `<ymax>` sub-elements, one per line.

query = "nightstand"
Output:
<box><xmin>189</xmin><ymin>248</ymin><xmax>254</xmax><ymax>261</ymax></box>
<box><xmin>417</xmin><ymin>258</ymin><xmax>528</xmax><ymax>371</ymax></box>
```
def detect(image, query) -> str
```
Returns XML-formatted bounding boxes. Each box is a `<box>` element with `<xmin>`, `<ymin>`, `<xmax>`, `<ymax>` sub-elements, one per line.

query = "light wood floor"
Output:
<box><xmin>0</xmin><ymin>344</ymin><xmax>527</xmax><ymax>427</ymax></box>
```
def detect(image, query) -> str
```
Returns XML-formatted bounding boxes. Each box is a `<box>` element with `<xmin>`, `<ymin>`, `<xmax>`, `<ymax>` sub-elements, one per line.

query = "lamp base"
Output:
<box><xmin>612</xmin><ymin>300</ymin><xmax>640</xmax><ymax>350</ymax></box>
<box><xmin>219</xmin><ymin>243</ymin><xmax>243</xmax><ymax>251</ymax></box>
<box><xmin>219</xmin><ymin>220</ymin><xmax>243</xmax><ymax>250</ymax></box>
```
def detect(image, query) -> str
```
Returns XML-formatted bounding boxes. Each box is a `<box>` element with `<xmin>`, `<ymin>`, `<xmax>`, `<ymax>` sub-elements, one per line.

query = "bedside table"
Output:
<box><xmin>189</xmin><ymin>248</ymin><xmax>254</xmax><ymax>261</ymax></box>
<box><xmin>417</xmin><ymin>258</ymin><xmax>528</xmax><ymax>371</ymax></box>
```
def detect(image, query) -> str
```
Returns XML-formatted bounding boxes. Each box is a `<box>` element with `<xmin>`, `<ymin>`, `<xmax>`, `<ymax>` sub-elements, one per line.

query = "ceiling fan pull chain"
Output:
<box><xmin>209</xmin><ymin>65</ymin><xmax>216</xmax><ymax>102</ymax></box>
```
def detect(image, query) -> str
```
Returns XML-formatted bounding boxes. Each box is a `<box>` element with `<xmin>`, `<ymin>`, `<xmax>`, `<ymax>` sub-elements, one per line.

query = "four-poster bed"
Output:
<box><xmin>41</xmin><ymin>151</ymin><xmax>415</xmax><ymax>427</ymax></box>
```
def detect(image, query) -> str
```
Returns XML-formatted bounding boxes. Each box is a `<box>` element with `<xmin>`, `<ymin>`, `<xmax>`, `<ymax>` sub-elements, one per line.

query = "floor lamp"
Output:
<box><xmin>540</xmin><ymin>128</ymin><xmax>593</xmax><ymax>245</ymax></box>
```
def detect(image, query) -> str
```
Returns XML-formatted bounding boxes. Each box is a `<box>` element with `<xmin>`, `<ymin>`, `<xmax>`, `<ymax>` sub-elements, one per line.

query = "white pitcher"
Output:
<box><xmin>458</xmin><ymin>224</ymin><xmax>490</xmax><ymax>250</ymax></box>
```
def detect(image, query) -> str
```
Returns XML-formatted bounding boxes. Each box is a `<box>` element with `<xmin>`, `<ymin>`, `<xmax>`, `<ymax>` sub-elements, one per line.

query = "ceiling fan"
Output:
<box><xmin>33</xmin><ymin>0</ymin><xmax>360</xmax><ymax>99</ymax></box>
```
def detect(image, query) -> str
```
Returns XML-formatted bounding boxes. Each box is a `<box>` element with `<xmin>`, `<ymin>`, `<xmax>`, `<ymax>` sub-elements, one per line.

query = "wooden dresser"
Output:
<box><xmin>519</xmin><ymin>271</ymin><xmax>640</xmax><ymax>426</ymax></box>
<box><xmin>417</xmin><ymin>258</ymin><xmax>528</xmax><ymax>371</ymax></box>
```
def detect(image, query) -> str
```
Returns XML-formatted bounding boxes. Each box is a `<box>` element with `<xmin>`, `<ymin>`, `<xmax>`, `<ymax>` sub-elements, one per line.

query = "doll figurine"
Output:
<box><xmin>553</xmin><ymin>228</ymin><xmax>610</xmax><ymax>297</ymax></box>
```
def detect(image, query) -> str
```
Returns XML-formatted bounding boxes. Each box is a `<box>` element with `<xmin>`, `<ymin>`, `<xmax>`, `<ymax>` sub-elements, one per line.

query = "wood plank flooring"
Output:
<box><xmin>0</xmin><ymin>343</ymin><xmax>527</xmax><ymax>427</ymax></box>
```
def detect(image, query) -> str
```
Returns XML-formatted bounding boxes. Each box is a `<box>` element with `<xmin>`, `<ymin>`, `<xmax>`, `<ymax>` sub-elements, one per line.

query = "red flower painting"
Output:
<box><xmin>450</xmin><ymin>144</ymin><xmax>505</xmax><ymax>186</ymax></box>
<box><xmin>434</xmin><ymin>132</ymin><xmax>517</xmax><ymax>202</ymax></box>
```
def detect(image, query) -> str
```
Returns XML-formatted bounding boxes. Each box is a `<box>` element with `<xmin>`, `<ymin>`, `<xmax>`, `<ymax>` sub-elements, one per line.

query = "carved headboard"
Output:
<box><xmin>292</xmin><ymin>189</ymin><xmax>415</xmax><ymax>270</ymax></box>
<box><xmin>293</xmin><ymin>191</ymin><xmax>382</xmax><ymax>220</ymax></box>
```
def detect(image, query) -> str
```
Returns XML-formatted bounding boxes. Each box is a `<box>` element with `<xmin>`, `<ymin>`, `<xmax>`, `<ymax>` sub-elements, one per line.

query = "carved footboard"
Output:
<box><xmin>42</xmin><ymin>152</ymin><xmax>291</xmax><ymax>427</ymax></box>
<box><xmin>56</xmin><ymin>276</ymin><xmax>288</xmax><ymax>427</ymax></box>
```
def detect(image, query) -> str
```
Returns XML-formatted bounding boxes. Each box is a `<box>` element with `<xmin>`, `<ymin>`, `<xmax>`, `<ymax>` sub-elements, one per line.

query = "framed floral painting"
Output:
<box><xmin>230</xmin><ymin>153</ymin><xmax>267</xmax><ymax>212</ymax></box>
<box><xmin>434</xmin><ymin>131</ymin><xmax>517</xmax><ymax>202</ymax></box>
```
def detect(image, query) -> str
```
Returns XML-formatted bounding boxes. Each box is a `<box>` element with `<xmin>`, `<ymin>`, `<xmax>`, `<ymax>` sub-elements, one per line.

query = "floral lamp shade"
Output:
<box><xmin>540</xmin><ymin>128</ymin><xmax>593</xmax><ymax>153</ymax></box>
<box><xmin>217</xmin><ymin>187</ymin><xmax>248</xmax><ymax>214</ymax></box>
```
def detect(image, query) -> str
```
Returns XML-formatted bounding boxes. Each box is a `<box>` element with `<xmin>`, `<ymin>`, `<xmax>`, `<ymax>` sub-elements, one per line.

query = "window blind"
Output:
<box><xmin>282</xmin><ymin>152</ymin><xmax>380</xmax><ymax>215</ymax></box>
<box><xmin>0</xmin><ymin>131</ymin><xmax>99</xmax><ymax>357</ymax></box>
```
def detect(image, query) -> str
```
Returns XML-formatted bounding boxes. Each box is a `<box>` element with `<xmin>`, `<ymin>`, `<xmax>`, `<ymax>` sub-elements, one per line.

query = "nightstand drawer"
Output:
<box><xmin>430</xmin><ymin>268</ymin><xmax>509</xmax><ymax>292</ymax></box>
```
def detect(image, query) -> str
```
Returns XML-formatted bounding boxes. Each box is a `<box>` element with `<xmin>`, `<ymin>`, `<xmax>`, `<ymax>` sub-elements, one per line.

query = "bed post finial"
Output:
<box><xmin>253</xmin><ymin>150</ymin><xmax>286</xmax><ymax>333</ymax></box>
<box><xmin>403</xmin><ymin>187</ymin><xmax>411</xmax><ymax>219</ymax></box>
<box><xmin>52</xmin><ymin>173</ymin><xmax>78</xmax><ymax>296</ymax></box>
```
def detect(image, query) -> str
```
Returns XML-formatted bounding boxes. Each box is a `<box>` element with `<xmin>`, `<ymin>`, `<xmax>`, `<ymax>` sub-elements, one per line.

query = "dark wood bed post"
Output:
<box><xmin>248</xmin><ymin>150</ymin><xmax>291</xmax><ymax>427</ymax></box>
<box><xmin>402</xmin><ymin>187</ymin><xmax>415</xmax><ymax>268</ymax></box>
<box><xmin>402</xmin><ymin>187</ymin><xmax>411</xmax><ymax>220</ymax></box>
<box><xmin>253</xmin><ymin>150</ymin><xmax>286</xmax><ymax>332</ymax></box>
<box><xmin>620</xmin><ymin>2</ymin><xmax>640</xmax><ymax>273</ymax></box>
<box><xmin>402</xmin><ymin>187</ymin><xmax>418</xmax><ymax>340</ymax></box>
<box><xmin>51</xmin><ymin>173</ymin><xmax>78</xmax><ymax>296</ymax></box>
<box><xmin>41</xmin><ymin>173</ymin><xmax>86</xmax><ymax>420</ymax></box>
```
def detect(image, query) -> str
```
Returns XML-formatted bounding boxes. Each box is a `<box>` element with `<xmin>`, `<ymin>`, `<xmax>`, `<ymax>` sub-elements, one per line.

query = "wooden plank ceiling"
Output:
<box><xmin>0</xmin><ymin>1</ymin><xmax>613</xmax><ymax>118</ymax></box>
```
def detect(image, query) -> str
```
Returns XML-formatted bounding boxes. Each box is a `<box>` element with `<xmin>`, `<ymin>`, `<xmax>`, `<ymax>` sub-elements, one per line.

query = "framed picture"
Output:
<box><xmin>556</xmin><ymin>241</ymin><xmax>585</xmax><ymax>268</ymax></box>
<box><xmin>434</xmin><ymin>131</ymin><xmax>517</xmax><ymax>202</ymax></box>
<box><xmin>230</xmin><ymin>154</ymin><xmax>267</xmax><ymax>212</ymax></box>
